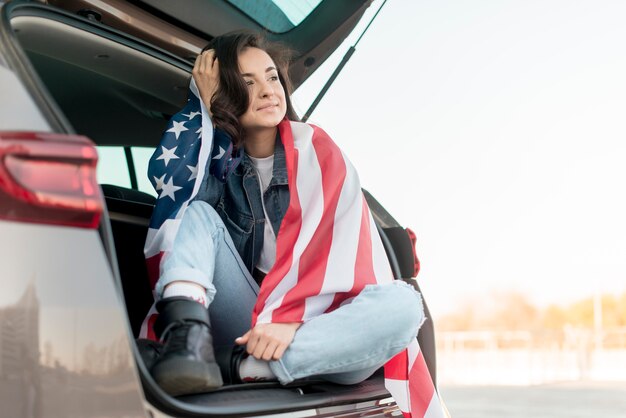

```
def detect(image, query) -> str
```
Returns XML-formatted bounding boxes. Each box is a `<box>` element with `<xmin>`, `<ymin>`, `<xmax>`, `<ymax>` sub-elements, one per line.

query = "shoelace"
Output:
<box><xmin>163</xmin><ymin>322</ymin><xmax>192</xmax><ymax>352</ymax></box>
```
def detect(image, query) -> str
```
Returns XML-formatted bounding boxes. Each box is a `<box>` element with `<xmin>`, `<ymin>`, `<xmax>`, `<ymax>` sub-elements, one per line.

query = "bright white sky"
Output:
<box><xmin>292</xmin><ymin>0</ymin><xmax>626</xmax><ymax>316</ymax></box>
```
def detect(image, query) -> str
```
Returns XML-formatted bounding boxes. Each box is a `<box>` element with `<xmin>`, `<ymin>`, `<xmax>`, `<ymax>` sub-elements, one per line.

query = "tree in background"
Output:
<box><xmin>438</xmin><ymin>291</ymin><xmax>626</xmax><ymax>331</ymax></box>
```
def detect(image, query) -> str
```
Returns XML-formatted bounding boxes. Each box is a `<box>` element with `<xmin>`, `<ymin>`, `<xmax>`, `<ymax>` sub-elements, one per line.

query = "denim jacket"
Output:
<box><xmin>192</xmin><ymin>134</ymin><xmax>290</xmax><ymax>272</ymax></box>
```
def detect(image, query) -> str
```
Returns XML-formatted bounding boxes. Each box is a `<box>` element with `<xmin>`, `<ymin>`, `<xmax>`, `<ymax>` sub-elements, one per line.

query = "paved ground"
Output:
<box><xmin>440</xmin><ymin>382</ymin><xmax>626</xmax><ymax>418</ymax></box>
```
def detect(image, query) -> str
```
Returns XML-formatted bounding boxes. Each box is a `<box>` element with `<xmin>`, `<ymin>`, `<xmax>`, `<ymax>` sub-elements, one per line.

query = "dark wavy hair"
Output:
<box><xmin>201</xmin><ymin>31</ymin><xmax>299</xmax><ymax>148</ymax></box>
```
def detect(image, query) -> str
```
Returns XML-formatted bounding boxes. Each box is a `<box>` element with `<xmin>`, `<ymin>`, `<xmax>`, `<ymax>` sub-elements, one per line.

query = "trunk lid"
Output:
<box><xmin>46</xmin><ymin>0</ymin><xmax>373</xmax><ymax>88</ymax></box>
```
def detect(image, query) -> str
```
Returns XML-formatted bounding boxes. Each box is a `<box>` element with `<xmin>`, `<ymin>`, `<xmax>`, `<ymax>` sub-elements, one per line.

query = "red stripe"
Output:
<box><xmin>146</xmin><ymin>313</ymin><xmax>158</xmax><ymax>341</ymax></box>
<box><xmin>146</xmin><ymin>252</ymin><xmax>164</xmax><ymax>289</ymax></box>
<box><xmin>326</xmin><ymin>196</ymin><xmax>377</xmax><ymax>312</ymax></box>
<box><xmin>385</xmin><ymin>349</ymin><xmax>409</xmax><ymax>380</ymax></box>
<box><xmin>408</xmin><ymin>351</ymin><xmax>436</xmax><ymax>417</ymax></box>
<box><xmin>353</xmin><ymin>197</ymin><xmax>378</xmax><ymax>287</ymax></box>
<box><xmin>385</xmin><ymin>348</ymin><xmax>437</xmax><ymax>416</ymax></box>
<box><xmin>252</xmin><ymin>120</ymin><xmax>302</xmax><ymax>325</ymax></box>
<box><xmin>143</xmin><ymin>253</ymin><xmax>163</xmax><ymax>340</ymax></box>
<box><xmin>270</xmin><ymin>126</ymin><xmax>346</xmax><ymax>323</ymax></box>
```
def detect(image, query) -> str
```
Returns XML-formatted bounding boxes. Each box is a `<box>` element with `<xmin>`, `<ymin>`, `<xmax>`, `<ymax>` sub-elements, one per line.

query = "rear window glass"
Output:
<box><xmin>132</xmin><ymin>147</ymin><xmax>158</xmax><ymax>197</ymax></box>
<box><xmin>97</xmin><ymin>147</ymin><xmax>131</xmax><ymax>189</ymax></box>
<box><xmin>96</xmin><ymin>146</ymin><xmax>157</xmax><ymax>197</ymax></box>
<box><xmin>227</xmin><ymin>0</ymin><xmax>322</xmax><ymax>33</ymax></box>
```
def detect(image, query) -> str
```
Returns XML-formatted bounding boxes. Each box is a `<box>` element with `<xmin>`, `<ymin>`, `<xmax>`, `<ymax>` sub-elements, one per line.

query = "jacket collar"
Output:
<box><xmin>241</xmin><ymin>131</ymin><xmax>288</xmax><ymax>186</ymax></box>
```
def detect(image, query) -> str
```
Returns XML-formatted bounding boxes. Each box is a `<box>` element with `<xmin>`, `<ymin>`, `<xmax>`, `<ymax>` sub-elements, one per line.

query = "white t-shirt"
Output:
<box><xmin>248</xmin><ymin>154</ymin><xmax>277</xmax><ymax>273</ymax></box>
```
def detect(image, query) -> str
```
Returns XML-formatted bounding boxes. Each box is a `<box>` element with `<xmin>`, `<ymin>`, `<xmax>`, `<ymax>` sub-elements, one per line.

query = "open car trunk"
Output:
<box><xmin>6</xmin><ymin>1</ymin><xmax>436</xmax><ymax>416</ymax></box>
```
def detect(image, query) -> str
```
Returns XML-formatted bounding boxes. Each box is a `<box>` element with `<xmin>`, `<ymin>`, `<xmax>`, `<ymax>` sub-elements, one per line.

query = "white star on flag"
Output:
<box><xmin>196</xmin><ymin>126</ymin><xmax>202</xmax><ymax>139</ymax></box>
<box><xmin>213</xmin><ymin>146</ymin><xmax>225</xmax><ymax>160</ymax></box>
<box><xmin>153</xmin><ymin>173</ymin><xmax>166</xmax><ymax>191</ymax></box>
<box><xmin>167</xmin><ymin>120</ymin><xmax>189</xmax><ymax>140</ymax></box>
<box><xmin>159</xmin><ymin>177</ymin><xmax>182</xmax><ymax>201</ymax></box>
<box><xmin>186</xmin><ymin>164</ymin><xmax>198</xmax><ymax>181</ymax></box>
<box><xmin>182</xmin><ymin>111</ymin><xmax>201</xmax><ymax>120</ymax></box>
<box><xmin>156</xmin><ymin>145</ymin><xmax>179</xmax><ymax>167</ymax></box>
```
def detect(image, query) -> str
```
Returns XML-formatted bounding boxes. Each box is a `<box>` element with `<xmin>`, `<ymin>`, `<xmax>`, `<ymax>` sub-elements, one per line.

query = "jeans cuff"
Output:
<box><xmin>269</xmin><ymin>358</ymin><xmax>296</xmax><ymax>385</ymax></box>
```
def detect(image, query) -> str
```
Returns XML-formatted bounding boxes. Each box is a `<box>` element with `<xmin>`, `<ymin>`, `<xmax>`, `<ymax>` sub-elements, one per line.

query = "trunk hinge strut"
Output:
<box><xmin>302</xmin><ymin>0</ymin><xmax>388</xmax><ymax>122</ymax></box>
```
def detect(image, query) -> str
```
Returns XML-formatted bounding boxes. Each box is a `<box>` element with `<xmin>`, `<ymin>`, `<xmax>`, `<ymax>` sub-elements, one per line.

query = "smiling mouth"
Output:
<box><xmin>258</xmin><ymin>103</ymin><xmax>278</xmax><ymax>111</ymax></box>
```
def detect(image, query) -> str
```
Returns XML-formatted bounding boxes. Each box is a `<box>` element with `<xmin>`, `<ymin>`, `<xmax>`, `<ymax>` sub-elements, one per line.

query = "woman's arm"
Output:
<box><xmin>193</xmin><ymin>49</ymin><xmax>219</xmax><ymax>118</ymax></box>
<box><xmin>190</xmin><ymin>49</ymin><xmax>242</xmax><ymax>206</ymax></box>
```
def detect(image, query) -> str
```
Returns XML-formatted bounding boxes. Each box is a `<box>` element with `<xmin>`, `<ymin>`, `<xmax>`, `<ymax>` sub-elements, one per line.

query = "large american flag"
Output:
<box><xmin>142</xmin><ymin>80</ymin><xmax>449</xmax><ymax>418</ymax></box>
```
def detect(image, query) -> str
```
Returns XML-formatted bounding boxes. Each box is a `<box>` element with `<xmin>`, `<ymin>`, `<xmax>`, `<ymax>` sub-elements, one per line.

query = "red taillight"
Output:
<box><xmin>406</xmin><ymin>228</ymin><xmax>420</xmax><ymax>277</ymax></box>
<box><xmin>0</xmin><ymin>131</ymin><xmax>102</xmax><ymax>229</ymax></box>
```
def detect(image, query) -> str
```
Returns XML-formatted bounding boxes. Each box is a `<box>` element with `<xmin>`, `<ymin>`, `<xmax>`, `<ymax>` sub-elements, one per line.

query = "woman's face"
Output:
<box><xmin>238</xmin><ymin>47</ymin><xmax>287</xmax><ymax>133</ymax></box>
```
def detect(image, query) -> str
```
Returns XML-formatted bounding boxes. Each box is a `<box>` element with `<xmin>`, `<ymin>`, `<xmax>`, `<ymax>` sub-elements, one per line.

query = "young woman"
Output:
<box><xmin>146</xmin><ymin>32</ymin><xmax>425</xmax><ymax>397</ymax></box>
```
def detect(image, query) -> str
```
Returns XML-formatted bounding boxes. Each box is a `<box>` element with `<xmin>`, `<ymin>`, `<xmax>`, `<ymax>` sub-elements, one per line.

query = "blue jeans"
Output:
<box><xmin>156</xmin><ymin>200</ymin><xmax>425</xmax><ymax>385</ymax></box>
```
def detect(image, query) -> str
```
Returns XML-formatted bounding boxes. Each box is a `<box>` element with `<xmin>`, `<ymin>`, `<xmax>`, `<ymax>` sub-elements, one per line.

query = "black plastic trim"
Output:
<box><xmin>6</xmin><ymin>1</ymin><xmax>192</xmax><ymax>73</ymax></box>
<box><xmin>125</xmin><ymin>146</ymin><xmax>139</xmax><ymax>190</ymax></box>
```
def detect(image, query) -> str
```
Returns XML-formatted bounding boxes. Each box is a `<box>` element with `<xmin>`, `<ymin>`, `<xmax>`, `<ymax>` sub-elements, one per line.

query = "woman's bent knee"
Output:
<box><xmin>380</xmin><ymin>281</ymin><xmax>425</xmax><ymax>342</ymax></box>
<box><xmin>186</xmin><ymin>200</ymin><xmax>225</xmax><ymax>233</ymax></box>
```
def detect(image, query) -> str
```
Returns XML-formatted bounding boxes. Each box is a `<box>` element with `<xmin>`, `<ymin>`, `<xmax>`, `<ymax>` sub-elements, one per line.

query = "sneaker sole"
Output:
<box><xmin>152</xmin><ymin>357</ymin><xmax>224</xmax><ymax>396</ymax></box>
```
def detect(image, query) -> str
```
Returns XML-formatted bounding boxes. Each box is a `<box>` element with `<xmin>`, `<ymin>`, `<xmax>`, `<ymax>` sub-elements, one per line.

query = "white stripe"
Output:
<box><xmin>407</xmin><ymin>338</ymin><xmax>421</xmax><ymax>372</ymax></box>
<box><xmin>258</xmin><ymin>122</ymin><xmax>323</xmax><ymax>323</ymax></box>
<box><xmin>257</xmin><ymin>258</ymin><xmax>301</xmax><ymax>324</ymax></box>
<box><xmin>369</xmin><ymin>210</ymin><xmax>395</xmax><ymax>285</ymax></box>
<box><xmin>302</xmin><ymin>150</ymin><xmax>362</xmax><ymax>320</ymax></box>
<box><xmin>144</xmin><ymin>219</ymin><xmax>182</xmax><ymax>257</ymax></box>
<box><xmin>385</xmin><ymin>378</ymin><xmax>410</xmax><ymax>413</ymax></box>
<box><xmin>189</xmin><ymin>76</ymin><xmax>201</xmax><ymax>99</ymax></box>
<box><xmin>190</xmin><ymin>78</ymin><xmax>213</xmax><ymax>201</ymax></box>
<box><xmin>424</xmin><ymin>391</ymin><xmax>447</xmax><ymax>418</ymax></box>
<box><xmin>302</xmin><ymin>293</ymin><xmax>335</xmax><ymax>321</ymax></box>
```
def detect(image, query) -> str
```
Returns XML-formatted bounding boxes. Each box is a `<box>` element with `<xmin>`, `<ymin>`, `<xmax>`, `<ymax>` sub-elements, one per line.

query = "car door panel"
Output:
<box><xmin>0</xmin><ymin>221</ymin><xmax>147</xmax><ymax>417</ymax></box>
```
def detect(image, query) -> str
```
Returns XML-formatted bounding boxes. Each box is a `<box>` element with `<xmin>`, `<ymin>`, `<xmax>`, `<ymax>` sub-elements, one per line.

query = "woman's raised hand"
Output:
<box><xmin>192</xmin><ymin>49</ymin><xmax>220</xmax><ymax>115</ymax></box>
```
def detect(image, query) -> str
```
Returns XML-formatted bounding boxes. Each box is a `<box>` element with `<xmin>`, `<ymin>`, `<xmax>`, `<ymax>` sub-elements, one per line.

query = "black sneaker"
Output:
<box><xmin>136</xmin><ymin>338</ymin><xmax>163</xmax><ymax>371</ymax></box>
<box><xmin>151</xmin><ymin>297</ymin><xmax>223</xmax><ymax>396</ymax></box>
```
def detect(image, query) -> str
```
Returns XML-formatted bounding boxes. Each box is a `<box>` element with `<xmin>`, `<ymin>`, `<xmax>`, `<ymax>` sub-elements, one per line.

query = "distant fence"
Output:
<box><xmin>436</xmin><ymin>328</ymin><xmax>626</xmax><ymax>385</ymax></box>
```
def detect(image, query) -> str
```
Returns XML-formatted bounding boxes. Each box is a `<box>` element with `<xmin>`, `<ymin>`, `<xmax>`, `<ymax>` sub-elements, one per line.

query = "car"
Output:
<box><xmin>0</xmin><ymin>0</ymin><xmax>438</xmax><ymax>416</ymax></box>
